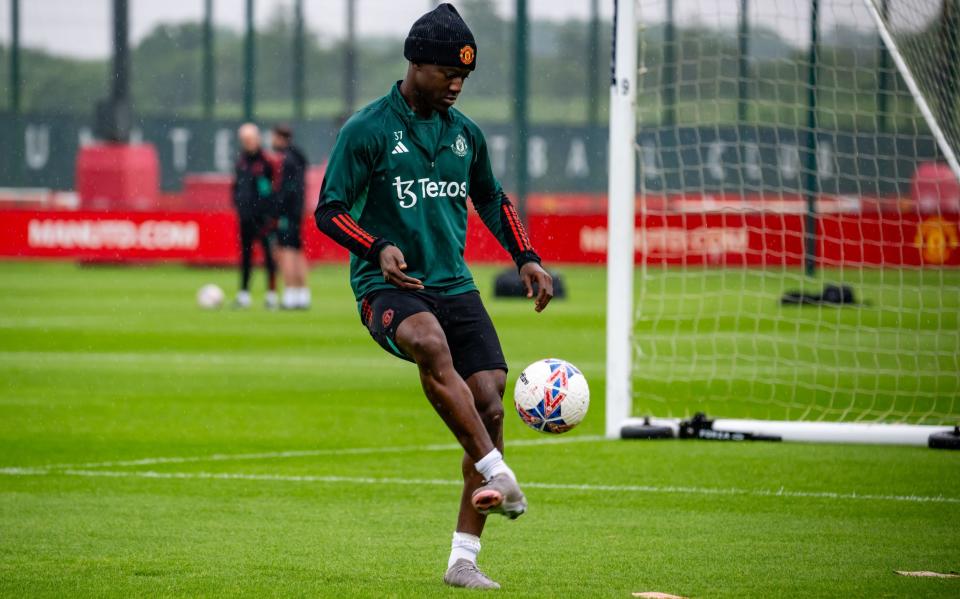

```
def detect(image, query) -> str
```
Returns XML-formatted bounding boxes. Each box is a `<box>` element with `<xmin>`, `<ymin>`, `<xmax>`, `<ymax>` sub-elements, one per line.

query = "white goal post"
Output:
<box><xmin>605</xmin><ymin>0</ymin><xmax>639</xmax><ymax>438</ymax></box>
<box><xmin>604</xmin><ymin>0</ymin><xmax>959</xmax><ymax>444</ymax></box>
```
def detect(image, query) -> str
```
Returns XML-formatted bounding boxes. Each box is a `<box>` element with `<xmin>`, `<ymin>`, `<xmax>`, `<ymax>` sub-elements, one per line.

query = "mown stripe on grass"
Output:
<box><xmin>0</xmin><ymin>351</ymin><xmax>607</xmax><ymax>374</ymax></box>
<box><xmin>9</xmin><ymin>435</ymin><xmax>608</xmax><ymax>471</ymax></box>
<box><xmin>1</xmin><ymin>467</ymin><xmax>957</xmax><ymax>505</ymax></box>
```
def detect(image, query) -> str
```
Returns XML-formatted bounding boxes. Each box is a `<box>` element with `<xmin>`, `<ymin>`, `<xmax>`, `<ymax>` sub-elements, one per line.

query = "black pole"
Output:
<box><xmin>293</xmin><ymin>0</ymin><xmax>306</xmax><ymax>121</ymax></box>
<box><xmin>876</xmin><ymin>0</ymin><xmax>889</xmax><ymax>132</ymax></box>
<box><xmin>663</xmin><ymin>0</ymin><xmax>677</xmax><ymax>126</ymax></box>
<box><xmin>10</xmin><ymin>0</ymin><xmax>20</xmax><ymax>114</ymax></box>
<box><xmin>587</xmin><ymin>0</ymin><xmax>600</xmax><ymax>126</ymax></box>
<box><xmin>803</xmin><ymin>0</ymin><xmax>820</xmax><ymax>277</ymax></box>
<box><xmin>112</xmin><ymin>0</ymin><xmax>130</xmax><ymax>105</ymax></box>
<box><xmin>243</xmin><ymin>0</ymin><xmax>255</xmax><ymax>121</ymax></box>
<box><xmin>202</xmin><ymin>0</ymin><xmax>215</xmax><ymax>120</ymax></box>
<box><xmin>107</xmin><ymin>0</ymin><xmax>131</xmax><ymax>142</ymax></box>
<box><xmin>344</xmin><ymin>0</ymin><xmax>357</xmax><ymax>115</ymax></box>
<box><xmin>514</xmin><ymin>0</ymin><xmax>529</xmax><ymax>219</ymax></box>
<box><xmin>737</xmin><ymin>0</ymin><xmax>749</xmax><ymax>124</ymax></box>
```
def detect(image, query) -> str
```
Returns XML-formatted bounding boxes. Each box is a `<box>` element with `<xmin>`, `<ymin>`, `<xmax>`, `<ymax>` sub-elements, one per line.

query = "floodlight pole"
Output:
<box><xmin>737</xmin><ymin>0</ymin><xmax>749</xmax><ymax>124</ymax></box>
<box><xmin>10</xmin><ymin>0</ymin><xmax>20</xmax><ymax>114</ymax></box>
<box><xmin>587</xmin><ymin>0</ymin><xmax>601</xmax><ymax>127</ymax></box>
<box><xmin>293</xmin><ymin>0</ymin><xmax>306</xmax><ymax>122</ymax></box>
<box><xmin>514</xmin><ymin>0</ymin><xmax>529</xmax><ymax>219</ymax></box>
<box><xmin>605</xmin><ymin>0</ymin><xmax>637</xmax><ymax>438</ymax></box>
<box><xmin>202</xmin><ymin>0</ymin><xmax>215</xmax><ymax>120</ymax></box>
<box><xmin>876</xmin><ymin>0</ymin><xmax>890</xmax><ymax>132</ymax></box>
<box><xmin>344</xmin><ymin>0</ymin><xmax>357</xmax><ymax>115</ymax></box>
<box><xmin>104</xmin><ymin>0</ymin><xmax>131</xmax><ymax>142</ymax></box>
<box><xmin>112</xmin><ymin>0</ymin><xmax>130</xmax><ymax>108</ymax></box>
<box><xmin>243</xmin><ymin>0</ymin><xmax>255</xmax><ymax>121</ymax></box>
<box><xmin>662</xmin><ymin>0</ymin><xmax>676</xmax><ymax>126</ymax></box>
<box><xmin>803</xmin><ymin>0</ymin><xmax>819</xmax><ymax>277</ymax></box>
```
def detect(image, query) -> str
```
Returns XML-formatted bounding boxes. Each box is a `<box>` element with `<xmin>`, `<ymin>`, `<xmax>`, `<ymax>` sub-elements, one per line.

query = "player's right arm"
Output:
<box><xmin>314</xmin><ymin>120</ymin><xmax>423</xmax><ymax>290</ymax></box>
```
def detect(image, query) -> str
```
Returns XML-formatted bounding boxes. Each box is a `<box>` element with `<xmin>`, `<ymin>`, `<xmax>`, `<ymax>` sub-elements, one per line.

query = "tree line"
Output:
<box><xmin>0</xmin><ymin>0</ymin><xmax>948</xmax><ymax>131</ymax></box>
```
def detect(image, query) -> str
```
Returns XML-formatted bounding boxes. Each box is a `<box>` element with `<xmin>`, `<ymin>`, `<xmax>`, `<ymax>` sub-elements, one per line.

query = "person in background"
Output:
<box><xmin>271</xmin><ymin>124</ymin><xmax>311</xmax><ymax>310</ymax></box>
<box><xmin>233</xmin><ymin>123</ymin><xmax>281</xmax><ymax>309</ymax></box>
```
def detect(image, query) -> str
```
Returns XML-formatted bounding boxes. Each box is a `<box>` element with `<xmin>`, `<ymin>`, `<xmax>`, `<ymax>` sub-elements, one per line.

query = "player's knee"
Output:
<box><xmin>477</xmin><ymin>399</ymin><xmax>504</xmax><ymax>430</ymax></box>
<box><xmin>408</xmin><ymin>331</ymin><xmax>450</xmax><ymax>364</ymax></box>
<box><xmin>472</xmin><ymin>372</ymin><xmax>506</xmax><ymax>401</ymax></box>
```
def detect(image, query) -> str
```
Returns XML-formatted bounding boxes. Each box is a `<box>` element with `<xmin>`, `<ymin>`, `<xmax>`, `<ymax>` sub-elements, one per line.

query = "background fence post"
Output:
<box><xmin>514</xmin><ymin>0</ymin><xmax>529</xmax><ymax>218</ymax></box>
<box><xmin>203</xmin><ymin>0</ymin><xmax>215</xmax><ymax>120</ymax></box>
<box><xmin>803</xmin><ymin>0</ymin><xmax>820</xmax><ymax>277</ymax></box>
<box><xmin>243</xmin><ymin>0</ymin><xmax>255</xmax><ymax>122</ymax></box>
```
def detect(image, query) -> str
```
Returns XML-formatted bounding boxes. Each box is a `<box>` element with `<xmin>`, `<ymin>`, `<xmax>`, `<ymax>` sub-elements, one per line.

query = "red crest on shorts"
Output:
<box><xmin>382</xmin><ymin>309</ymin><xmax>394</xmax><ymax>328</ymax></box>
<box><xmin>361</xmin><ymin>299</ymin><xmax>373</xmax><ymax>326</ymax></box>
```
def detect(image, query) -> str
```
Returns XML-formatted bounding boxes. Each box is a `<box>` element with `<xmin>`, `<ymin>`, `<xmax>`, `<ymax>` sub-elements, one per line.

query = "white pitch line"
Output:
<box><xmin>12</xmin><ymin>435</ymin><xmax>608</xmax><ymax>471</ymax></box>
<box><xmin>2</xmin><ymin>467</ymin><xmax>957</xmax><ymax>505</ymax></box>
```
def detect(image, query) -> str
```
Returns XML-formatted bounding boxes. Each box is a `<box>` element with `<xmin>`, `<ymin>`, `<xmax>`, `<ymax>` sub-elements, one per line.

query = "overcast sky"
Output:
<box><xmin>0</xmin><ymin>0</ymin><xmax>941</xmax><ymax>60</ymax></box>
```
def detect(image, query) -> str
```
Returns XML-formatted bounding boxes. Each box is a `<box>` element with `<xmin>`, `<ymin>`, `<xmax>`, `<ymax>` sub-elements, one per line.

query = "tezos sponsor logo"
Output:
<box><xmin>393</xmin><ymin>176</ymin><xmax>467</xmax><ymax>209</ymax></box>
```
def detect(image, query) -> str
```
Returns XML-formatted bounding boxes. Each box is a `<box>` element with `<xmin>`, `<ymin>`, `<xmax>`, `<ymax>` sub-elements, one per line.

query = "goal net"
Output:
<box><xmin>606</xmin><ymin>0</ymin><xmax>960</xmax><ymax>442</ymax></box>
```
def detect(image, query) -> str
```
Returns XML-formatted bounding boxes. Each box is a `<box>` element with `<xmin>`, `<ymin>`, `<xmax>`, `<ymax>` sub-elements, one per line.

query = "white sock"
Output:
<box><xmin>448</xmin><ymin>531</ymin><xmax>481</xmax><ymax>569</ymax></box>
<box><xmin>474</xmin><ymin>449</ymin><xmax>513</xmax><ymax>481</ymax></box>
<box><xmin>299</xmin><ymin>287</ymin><xmax>311</xmax><ymax>306</ymax></box>
<box><xmin>282</xmin><ymin>288</ymin><xmax>296</xmax><ymax>307</ymax></box>
<box><xmin>236</xmin><ymin>290</ymin><xmax>251</xmax><ymax>304</ymax></box>
<box><xmin>266</xmin><ymin>290</ymin><xmax>278</xmax><ymax>305</ymax></box>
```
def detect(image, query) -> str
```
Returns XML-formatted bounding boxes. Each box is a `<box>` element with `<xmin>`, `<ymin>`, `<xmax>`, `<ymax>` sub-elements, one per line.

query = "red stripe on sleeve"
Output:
<box><xmin>333</xmin><ymin>215</ymin><xmax>373</xmax><ymax>249</ymax></box>
<box><xmin>338</xmin><ymin>214</ymin><xmax>375</xmax><ymax>244</ymax></box>
<box><xmin>503</xmin><ymin>204</ymin><xmax>531</xmax><ymax>251</ymax></box>
<box><xmin>509</xmin><ymin>205</ymin><xmax>533</xmax><ymax>250</ymax></box>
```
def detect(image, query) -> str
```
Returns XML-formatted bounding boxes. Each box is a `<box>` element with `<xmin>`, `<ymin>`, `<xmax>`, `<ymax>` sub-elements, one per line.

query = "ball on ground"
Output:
<box><xmin>196</xmin><ymin>284</ymin><xmax>225</xmax><ymax>309</ymax></box>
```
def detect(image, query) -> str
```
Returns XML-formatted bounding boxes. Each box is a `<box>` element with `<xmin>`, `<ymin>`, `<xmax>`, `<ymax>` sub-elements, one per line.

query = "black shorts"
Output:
<box><xmin>276</xmin><ymin>213</ymin><xmax>302</xmax><ymax>249</ymax></box>
<box><xmin>359</xmin><ymin>289</ymin><xmax>507</xmax><ymax>380</ymax></box>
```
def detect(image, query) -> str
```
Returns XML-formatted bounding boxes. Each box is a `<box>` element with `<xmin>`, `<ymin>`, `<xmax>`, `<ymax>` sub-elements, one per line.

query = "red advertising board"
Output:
<box><xmin>529</xmin><ymin>212</ymin><xmax>960</xmax><ymax>267</ymax></box>
<box><xmin>0</xmin><ymin>211</ymin><xmax>351</xmax><ymax>264</ymax></box>
<box><xmin>0</xmin><ymin>208</ymin><xmax>957</xmax><ymax>267</ymax></box>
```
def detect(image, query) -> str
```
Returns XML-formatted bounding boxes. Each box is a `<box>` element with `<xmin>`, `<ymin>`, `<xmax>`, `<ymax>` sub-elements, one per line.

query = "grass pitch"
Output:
<box><xmin>0</xmin><ymin>261</ymin><xmax>958</xmax><ymax>598</ymax></box>
<box><xmin>634</xmin><ymin>268</ymin><xmax>960</xmax><ymax>423</ymax></box>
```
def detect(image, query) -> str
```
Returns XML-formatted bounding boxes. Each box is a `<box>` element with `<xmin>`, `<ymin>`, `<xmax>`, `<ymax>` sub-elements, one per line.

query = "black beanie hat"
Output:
<box><xmin>404</xmin><ymin>3</ymin><xmax>477</xmax><ymax>71</ymax></box>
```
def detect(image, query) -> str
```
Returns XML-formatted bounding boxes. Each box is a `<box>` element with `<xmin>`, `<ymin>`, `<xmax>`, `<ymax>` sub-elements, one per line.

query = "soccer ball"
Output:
<box><xmin>196</xmin><ymin>284</ymin><xmax>225</xmax><ymax>309</ymax></box>
<box><xmin>514</xmin><ymin>359</ymin><xmax>589</xmax><ymax>434</ymax></box>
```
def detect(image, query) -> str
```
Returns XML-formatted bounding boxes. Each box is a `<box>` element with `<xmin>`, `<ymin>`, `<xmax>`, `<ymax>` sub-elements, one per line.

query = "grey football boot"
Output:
<box><xmin>471</xmin><ymin>473</ymin><xmax>527</xmax><ymax>519</ymax></box>
<box><xmin>443</xmin><ymin>559</ymin><xmax>501</xmax><ymax>590</ymax></box>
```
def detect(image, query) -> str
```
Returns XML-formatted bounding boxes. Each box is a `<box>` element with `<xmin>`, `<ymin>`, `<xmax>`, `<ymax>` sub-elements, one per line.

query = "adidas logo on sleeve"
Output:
<box><xmin>391</xmin><ymin>141</ymin><xmax>410</xmax><ymax>155</ymax></box>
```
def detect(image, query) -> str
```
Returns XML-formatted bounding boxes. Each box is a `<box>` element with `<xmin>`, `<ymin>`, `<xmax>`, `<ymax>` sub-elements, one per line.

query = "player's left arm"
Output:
<box><xmin>468</xmin><ymin>129</ymin><xmax>553</xmax><ymax>312</ymax></box>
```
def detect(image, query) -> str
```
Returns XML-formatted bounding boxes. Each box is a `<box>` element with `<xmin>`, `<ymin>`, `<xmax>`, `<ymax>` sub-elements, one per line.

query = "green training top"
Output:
<box><xmin>318</xmin><ymin>82</ymin><xmax>528</xmax><ymax>301</ymax></box>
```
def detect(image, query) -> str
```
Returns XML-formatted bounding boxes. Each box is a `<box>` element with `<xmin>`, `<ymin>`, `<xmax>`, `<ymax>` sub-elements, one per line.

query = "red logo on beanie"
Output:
<box><xmin>382</xmin><ymin>309</ymin><xmax>395</xmax><ymax>328</ymax></box>
<box><xmin>459</xmin><ymin>45</ymin><xmax>475</xmax><ymax>65</ymax></box>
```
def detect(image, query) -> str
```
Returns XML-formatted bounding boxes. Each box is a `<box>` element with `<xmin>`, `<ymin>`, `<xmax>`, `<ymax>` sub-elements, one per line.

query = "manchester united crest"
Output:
<box><xmin>914</xmin><ymin>216</ymin><xmax>959</xmax><ymax>264</ymax></box>
<box><xmin>452</xmin><ymin>134</ymin><xmax>468</xmax><ymax>158</ymax></box>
